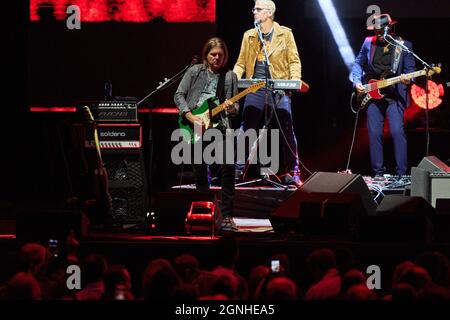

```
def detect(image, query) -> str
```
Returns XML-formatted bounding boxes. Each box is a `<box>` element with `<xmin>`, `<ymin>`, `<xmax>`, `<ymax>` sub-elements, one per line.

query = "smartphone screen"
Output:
<box><xmin>271</xmin><ymin>260</ymin><xmax>280</xmax><ymax>273</ymax></box>
<box><xmin>48</xmin><ymin>239</ymin><xmax>59</xmax><ymax>258</ymax></box>
<box><xmin>115</xmin><ymin>287</ymin><xmax>125</xmax><ymax>300</ymax></box>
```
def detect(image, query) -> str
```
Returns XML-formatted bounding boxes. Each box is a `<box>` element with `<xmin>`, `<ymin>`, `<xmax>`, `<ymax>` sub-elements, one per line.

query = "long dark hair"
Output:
<box><xmin>202</xmin><ymin>37</ymin><xmax>229</xmax><ymax>68</ymax></box>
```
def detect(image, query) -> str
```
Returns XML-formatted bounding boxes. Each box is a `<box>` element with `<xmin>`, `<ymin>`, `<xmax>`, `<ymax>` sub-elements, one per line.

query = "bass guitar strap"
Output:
<box><xmin>391</xmin><ymin>37</ymin><xmax>404</xmax><ymax>74</ymax></box>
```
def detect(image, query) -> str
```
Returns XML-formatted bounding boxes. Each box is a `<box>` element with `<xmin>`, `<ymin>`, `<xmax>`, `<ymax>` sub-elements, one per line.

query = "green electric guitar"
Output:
<box><xmin>178</xmin><ymin>82</ymin><xmax>265</xmax><ymax>142</ymax></box>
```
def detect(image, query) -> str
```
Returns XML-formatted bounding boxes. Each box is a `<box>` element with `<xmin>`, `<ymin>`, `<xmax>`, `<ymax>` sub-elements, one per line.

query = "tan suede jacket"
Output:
<box><xmin>233</xmin><ymin>21</ymin><xmax>302</xmax><ymax>80</ymax></box>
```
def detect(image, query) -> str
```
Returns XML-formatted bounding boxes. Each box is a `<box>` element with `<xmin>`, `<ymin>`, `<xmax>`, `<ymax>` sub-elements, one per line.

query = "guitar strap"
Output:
<box><xmin>216</xmin><ymin>71</ymin><xmax>226</xmax><ymax>103</ymax></box>
<box><xmin>210</xmin><ymin>71</ymin><xmax>227</xmax><ymax>130</ymax></box>
<box><xmin>391</xmin><ymin>37</ymin><xmax>403</xmax><ymax>74</ymax></box>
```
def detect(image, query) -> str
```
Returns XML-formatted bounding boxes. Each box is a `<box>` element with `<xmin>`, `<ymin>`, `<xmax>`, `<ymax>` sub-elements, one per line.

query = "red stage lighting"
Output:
<box><xmin>30</xmin><ymin>0</ymin><xmax>216</xmax><ymax>22</ymax></box>
<box><xmin>410</xmin><ymin>80</ymin><xmax>445</xmax><ymax>110</ymax></box>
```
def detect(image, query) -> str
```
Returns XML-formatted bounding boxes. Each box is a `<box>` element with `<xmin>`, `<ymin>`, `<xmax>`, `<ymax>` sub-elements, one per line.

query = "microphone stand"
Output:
<box><xmin>236</xmin><ymin>22</ymin><xmax>286</xmax><ymax>189</ymax></box>
<box><xmin>385</xmin><ymin>33</ymin><xmax>433</xmax><ymax>156</ymax></box>
<box><xmin>137</xmin><ymin>59</ymin><xmax>198</xmax><ymax>228</ymax></box>
<box><xmin>137</xmin><ymin>58</ymin><xmax>198</xmax><ymax>107</ymax></box>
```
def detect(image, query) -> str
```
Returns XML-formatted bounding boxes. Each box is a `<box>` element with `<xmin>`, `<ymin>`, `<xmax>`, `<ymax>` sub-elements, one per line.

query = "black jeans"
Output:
<box><xmin>236</xmin><ymin>104</ymin><xmax>299</xmax><ymax>175</ymax></box>
<box><xmin>192</xmin><ymin>133</ymin><xmax>235</xmax><ymax>217</ymax></box>
<box><xmin>193</xmin><ymin>163</ymin><xmax>235</xmax><ymax>217</ymax></box>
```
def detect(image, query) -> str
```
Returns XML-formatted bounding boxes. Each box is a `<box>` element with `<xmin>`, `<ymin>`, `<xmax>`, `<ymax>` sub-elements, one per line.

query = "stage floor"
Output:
<box><xmin>169</xmin><ymin>174</ymin><xmax>410</xmax><ymax>219</ymax></box>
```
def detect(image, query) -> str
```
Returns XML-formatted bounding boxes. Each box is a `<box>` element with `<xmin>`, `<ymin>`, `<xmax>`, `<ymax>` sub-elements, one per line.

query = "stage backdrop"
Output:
<box><xmin>28</xmin><ymin>0</ymin><xmax>216</xmax><ymax>108</ymax></box>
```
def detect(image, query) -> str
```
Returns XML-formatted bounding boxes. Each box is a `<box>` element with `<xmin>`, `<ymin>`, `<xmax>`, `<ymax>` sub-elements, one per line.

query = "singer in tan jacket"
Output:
<box><xmin>233</xmin><ymin>0</ymin><xmax>302</xmax><ymax>186</ymax></box>
<box><xmin>233</xmin><ymin>21</ymin><xmax>301</xmax><ymax>80</ymax></box>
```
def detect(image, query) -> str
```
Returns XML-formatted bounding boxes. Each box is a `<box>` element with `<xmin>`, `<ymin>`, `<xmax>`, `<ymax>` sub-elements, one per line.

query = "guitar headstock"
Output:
<box><xmin>248</xmin><ymin>81</ymin><xmax>266</xmax><ymax>93</ymax></box>
<box><xmin>82</xmin><ymin>105</ymin><xmax>95</xmax><ymax>122</ymax></box>
<box><xmin>428</xmin><ymin>63</ymin><xmax>442</xmax><ymax>76</ymax></box>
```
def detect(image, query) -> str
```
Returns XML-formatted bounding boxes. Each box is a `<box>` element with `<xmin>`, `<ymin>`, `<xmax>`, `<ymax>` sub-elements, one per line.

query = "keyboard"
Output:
<box><xmin>237</xmin><ymin>79</ymin><xmax>309</xmax><ymax>92</ymax></box>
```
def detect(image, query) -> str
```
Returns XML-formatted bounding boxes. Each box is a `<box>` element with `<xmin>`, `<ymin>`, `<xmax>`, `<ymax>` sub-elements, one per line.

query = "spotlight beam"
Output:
<box><xmin>317</xmin><ymin>0</ymin><xmax>355</xmax><ymax>71</ymax></box>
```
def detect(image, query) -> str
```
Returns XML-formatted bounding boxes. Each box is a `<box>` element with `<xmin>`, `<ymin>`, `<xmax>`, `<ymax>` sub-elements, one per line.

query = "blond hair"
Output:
<box><xmin>255</xmin><ymin>0</ymin><xmax>276</xmax><ymax>18</ymax></box>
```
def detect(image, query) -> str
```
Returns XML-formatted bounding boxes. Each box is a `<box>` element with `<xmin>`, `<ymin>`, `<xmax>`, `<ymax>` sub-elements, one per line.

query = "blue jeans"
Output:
<box><xmin>366</xmin><ymin>100</ymin><xmax>407</xmax><ymax>176</ymax></box>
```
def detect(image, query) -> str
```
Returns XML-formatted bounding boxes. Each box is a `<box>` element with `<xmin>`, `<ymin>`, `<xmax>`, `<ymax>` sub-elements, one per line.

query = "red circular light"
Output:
<box><xmin>411</xmin><ymin>80</ymin><xmax>444</xmax><ymax>109</ymax></box>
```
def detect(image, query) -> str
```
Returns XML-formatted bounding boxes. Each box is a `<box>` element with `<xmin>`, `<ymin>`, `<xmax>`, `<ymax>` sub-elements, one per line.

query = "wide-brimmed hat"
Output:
<box><xmin>367</xmin><ymin>13</ymin><xmax>397</xmax><ymax>31</ymax></box>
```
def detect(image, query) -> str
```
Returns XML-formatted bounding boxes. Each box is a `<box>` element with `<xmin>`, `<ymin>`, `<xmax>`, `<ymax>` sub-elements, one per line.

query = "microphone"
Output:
<box><xmin>254</xmin><ymin>19</ymin><xmax>260</xmax><ymax>27</ymax></box>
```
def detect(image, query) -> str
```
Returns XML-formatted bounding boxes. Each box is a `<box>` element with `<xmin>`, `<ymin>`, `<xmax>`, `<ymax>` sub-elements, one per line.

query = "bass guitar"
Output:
<box><xmin>178</xmin><ymin>82</ymin><xmax>265</xmax><ymax>142</ymax></box>
<box><xmin>355</xmin><ymin>65</ymin><xmax>441</xmax><ymax>109</ymax></box>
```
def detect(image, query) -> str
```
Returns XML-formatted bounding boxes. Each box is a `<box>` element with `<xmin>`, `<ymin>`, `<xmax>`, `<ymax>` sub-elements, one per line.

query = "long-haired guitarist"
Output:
<box><xmin>351</xmin><ymin>13</ymin><xmax>415</xmax><ymax>177</ymax></box>
<box><xmin>174</xmin><ymin>37</ymin><xmax>239</xmax><ymax>232</ymax></box>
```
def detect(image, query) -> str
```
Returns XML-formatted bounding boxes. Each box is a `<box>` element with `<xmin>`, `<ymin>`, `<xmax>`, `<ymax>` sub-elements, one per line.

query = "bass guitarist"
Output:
<box><xmin>351</xmin><ymin>13</ymin><xmax>415</xmax><ymax>177</ymax></box>
<box><xmin>174</xmin><ymin>37</ymin><xmax>239</xmax><ymax>232</ymax></box>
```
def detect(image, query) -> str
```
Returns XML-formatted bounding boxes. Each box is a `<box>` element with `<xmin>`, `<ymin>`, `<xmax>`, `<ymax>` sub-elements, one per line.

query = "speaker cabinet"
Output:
<box><xmin>411</xmin><ymin>166</ymin><xmax>430</xmax><ymax>202</ymax></box>
<box><xmin>430</xmin><ymin>173</ymin><xmax>450</xmax><ymax>207</ymax></box>
<box><xmin>417</xmin><ymin>156</ymin><xmax>450</xmax><ymax>173</ymax></box>
<box><xmin>412</xmin><ymin>156</ymin><xmax>450</xmax><ymax>207</ymax></box>
<box><xmin>270</xmin><ymin>172</ymin><xmax>376</xmax><ymax>236</ymax></box>
<box><xmin>71</xmin><ymin>123</ymin><xmax>148</xmax><ymax>225</ymax></box>
<box><xmin>271</xmin><ymin>192</ymin><xmax>367</xmax><ymax>236</ymax></box>
<box><xmin>102</xmin><ymin>149</ymin><xmax>148</xmax><ymax>224</ymax></box>
<box><xmin>298</xmin><ymin>172</ymin><xmax>376</xmax><ymax>215</ymax></box>
<box><xmin>361</xmin><ymin>195</ymin><xmax>435</xmax><ymax>243</ymax></box>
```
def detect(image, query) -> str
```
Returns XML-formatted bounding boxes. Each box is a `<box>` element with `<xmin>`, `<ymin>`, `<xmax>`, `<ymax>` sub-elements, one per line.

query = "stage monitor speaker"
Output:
<box><xmin>16</xmin><ymin>207</ymin><xmax>88</xmax><ymax>243</ymax></box>
<box><xmin>102</xmin><ymin>149</ymin><xmax>149</xmax><ymax>224</ymax></box>
<box><xmin>411</xmin><ymin>166</ymin><xmax>431</xmax><ymax>202</ymax></box>
<box><xmin>417</xmin><ymin>156</ymin><xmax>450</xmax><ymax>173</ymax></box>
<box><xmin>430</xmin><ymin>173</ymin><xmax>450</xmax><ymax>208</ymax></box>
<box><xmin>153</xmin><ymin>190</ymin><xmax>221</xmax><ymax>235</ymax></box>
<box><xmin>412</xmin><ymin>156</ymin><xmax>450</xmax><ymax>206</ymax></box>
<box><xmin>270</xmin><ymin>172</ymin><xmax>376</xmax><ymax>236</ymax></box>
<box><xmin>361</xmin><ymin>195</ymin><xmax>435</xmax><ymax>243</ymax></box>
<box><xmin>297</xmin><ymin>172</ymin><xmax>376</xmax><ymax>215</ymax></box>
<box><xmin>271</xmin><ymin>191</ymin><xmax>368</xmax><ymax>236</ymax></box>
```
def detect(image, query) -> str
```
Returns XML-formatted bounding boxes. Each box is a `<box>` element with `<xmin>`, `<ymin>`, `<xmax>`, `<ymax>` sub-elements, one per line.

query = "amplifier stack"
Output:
<box><xmin>74</xmin><ymin>100</ymin><xmax>149</xmax><ymax>225</ymax></box>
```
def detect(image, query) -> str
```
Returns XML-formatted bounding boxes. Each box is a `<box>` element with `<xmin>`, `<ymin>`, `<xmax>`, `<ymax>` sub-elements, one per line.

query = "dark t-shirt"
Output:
<box><xmin>253</xmin><ymin>30</ymin><xmax>274</xmax><ymax>79</ymax></box>
<box><xmin>372</xmin><ymin>41</ymin><xmax>396</xmax><ymax>101</ymax></box>
<box><xmin>372</xmin><ymin>42</ymin><xmax>395</xmax><ymax>76</ymax></box>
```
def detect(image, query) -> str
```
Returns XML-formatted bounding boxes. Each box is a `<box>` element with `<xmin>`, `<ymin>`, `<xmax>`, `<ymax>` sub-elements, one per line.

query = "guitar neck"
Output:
<box><xmin>211</xmin><ymin>86</ymin><xmax>256</xmax><ymax>117</ymax></box>
<box><xmin>83</xmin><ymin>106</ymin><xmax>104</xmax><ymax>164</ymax></box>
<box><xmin>369</xmin><ymin>69</ymin><xmax>426</xmax><ymax>91</ymax></box>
